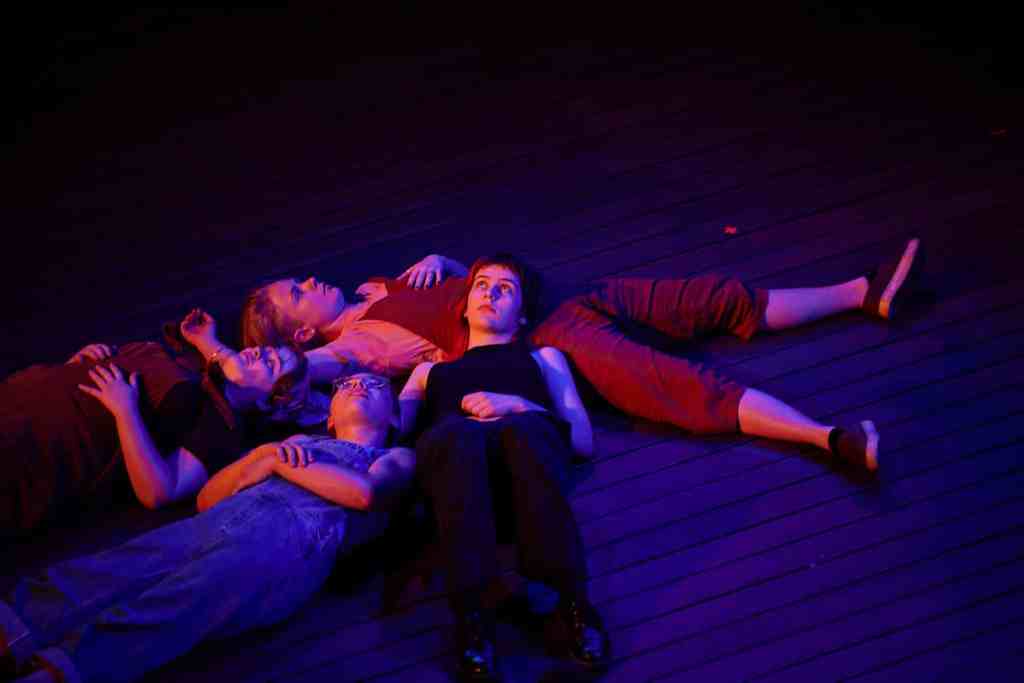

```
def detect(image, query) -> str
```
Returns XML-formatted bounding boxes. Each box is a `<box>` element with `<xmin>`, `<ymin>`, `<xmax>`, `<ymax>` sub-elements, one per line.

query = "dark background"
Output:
<box><xmin>5</xmin><ymin>9</ymin><xmax>1023</xmax><ymax>682</ymax></box>
<box><xmin>5</xmin><ymin>7</ymin><xmax>1017</xmax><ymax>375</ymax></box>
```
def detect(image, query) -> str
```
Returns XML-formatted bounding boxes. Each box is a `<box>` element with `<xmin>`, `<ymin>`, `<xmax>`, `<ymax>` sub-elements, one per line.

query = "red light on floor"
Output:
<box><xmin>724</xmin><ymin>225</ymin><xmax>738</xmax><ymax>235</ymax></box>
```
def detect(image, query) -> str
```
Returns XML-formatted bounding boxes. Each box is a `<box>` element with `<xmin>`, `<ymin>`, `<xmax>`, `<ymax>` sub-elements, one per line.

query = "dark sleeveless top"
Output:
<box><xmin>423</xmin><ymin>341</ymin><xmax>553</xmax><ymax>426</ymax></box>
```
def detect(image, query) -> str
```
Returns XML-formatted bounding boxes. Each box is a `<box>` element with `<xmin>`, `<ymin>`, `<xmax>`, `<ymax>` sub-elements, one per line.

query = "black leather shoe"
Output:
<box><xmin>546</xmin><ymin>598</ymin><xmax>611</xmax><ymax>671</ymax></box>
<box><xmin>456</xmin><ymin>610</ymin><xmax>502</xmax><ymax>682</ymax></box>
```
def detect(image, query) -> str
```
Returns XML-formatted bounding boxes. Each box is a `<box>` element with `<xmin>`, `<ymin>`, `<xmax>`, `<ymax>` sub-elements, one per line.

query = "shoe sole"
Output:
<box><xmin>879</xmin><ymin>238</ymin><xmax>919</xmax><ymax>319</ymax></box>
<box><xmin>861</xmin><ymin>419</ymin><xmax>879</xmax><ymax>471</ymax></box>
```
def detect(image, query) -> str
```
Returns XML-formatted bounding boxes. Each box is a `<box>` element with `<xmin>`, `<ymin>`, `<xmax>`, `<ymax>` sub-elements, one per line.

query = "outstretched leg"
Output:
<box><xmin>738</xmin><ymin>388</ymin><xmax>878</xmax><ymax>471</ymax></box>
<box><xmin>5</xmin><ymin>495</ymin><xmax>329</xmax><ymax>683</ymax></box>
<box><xmin>492</xmin><ymin>413</ymin><xmax>585</xmax><ymax>599</ymax></box>
<box><xmin>762</xmin><ymin>277</ymin><xmax>868</xmax><ymax>330</ymax></box>
<box><xmin>737</xmin><ymin>388</ymin><xmax>832</xmax><ymax>450</ymax></box>
<box><xmin>415</xmin><ymin>418</ymin><xmax>503</xmax><ymax>680</ymax></box>
<box><xmin>765</xmin><ymin>237</ymin><xmax>921</xmax><ymax>330</ymax></box>
<box><xmin>493</xmin><ymin>413</ymin><xmax>610</xmax><ymax>671</ymax></box>
<box><xmin>530</xmin><ymin>242</ymin><xmax>918</xmax><ymax>470</ymax></box>
<box><xmin>415</xmin><ymin>417</ymin><xmax>499</xmax><ymax>611</ymax></box>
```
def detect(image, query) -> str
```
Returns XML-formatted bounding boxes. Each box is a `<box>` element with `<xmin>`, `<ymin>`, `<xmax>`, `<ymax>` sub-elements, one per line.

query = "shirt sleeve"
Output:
<box><xmin>163</xmin><ymin>387</ymin><xmax>245</xmax><ymax>474</ymax></box>
<box><xmin>148</xmin><ymin>380</ymin><xmax>204</xmax><ymax>453</ymax></box>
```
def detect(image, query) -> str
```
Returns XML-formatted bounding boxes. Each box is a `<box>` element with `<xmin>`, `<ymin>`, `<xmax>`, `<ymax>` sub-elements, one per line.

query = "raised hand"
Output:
<box><xmin>180</xmin><ymin>308</ymin><xmax>218</xmax><ymax>346</ymax></box>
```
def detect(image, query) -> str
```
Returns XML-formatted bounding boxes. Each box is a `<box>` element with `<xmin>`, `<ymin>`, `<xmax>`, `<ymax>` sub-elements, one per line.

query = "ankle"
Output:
<box><xmin>854</xmin><ymin>276</ymin><xmax>870</xmax><ymax>309</ymax></box>
<box><xmin>827</xmin><ymin>426</ymin><xmax>845</xmax><ymax>455</ymax></box>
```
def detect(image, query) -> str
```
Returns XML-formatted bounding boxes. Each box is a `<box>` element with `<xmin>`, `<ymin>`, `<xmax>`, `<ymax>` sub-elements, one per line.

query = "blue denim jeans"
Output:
<box><xmin>4</xmin><ymin>485</ymin><xmax>342</xmax><ymax>683</ymax></box>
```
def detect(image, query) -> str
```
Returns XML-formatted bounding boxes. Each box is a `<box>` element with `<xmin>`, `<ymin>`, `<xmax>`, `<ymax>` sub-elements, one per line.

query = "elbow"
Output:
<box><xmin>351</xmin><ymin>483</ymin><xmax>376</xmax><ymax>511</ymax></box>
<box><xmin>138</xmin><ymin>490</ymin><xmax>170</xmax><ymax>510</ymax></box>
<box><xmin>359</xmin><ymin>481</ymin><xmax>400</xmax><ymax>511</ymax></box>
<box><xmin>567</xmin><ymin>419</ymin><xmax>593</xmax><ymax>458</ymax></box>
<box><xmin>196</xmin><ymin>490</ymin><xmax>213</xmax><ymax>513</ymax></box>
<box><xmin>572</xmin><ymin>430</ymin><xmax>595</xmax><ymax>460</ymax></box>
<box><xmin>136</xmin><ymin>479</ymin><xmax>176</xmax><ymax>510</ymax></box>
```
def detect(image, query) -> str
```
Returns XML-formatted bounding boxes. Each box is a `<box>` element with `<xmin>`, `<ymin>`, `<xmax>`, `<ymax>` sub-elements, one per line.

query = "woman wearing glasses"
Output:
<box><xmin>399</xmin><ymin>254</ymin><xmax>608</xmax><ymax>681</ymax></box>
<box><xmin>1</xmin><ymin>371</ymin><xmax>414</xmax><ymax>683</ymax></box>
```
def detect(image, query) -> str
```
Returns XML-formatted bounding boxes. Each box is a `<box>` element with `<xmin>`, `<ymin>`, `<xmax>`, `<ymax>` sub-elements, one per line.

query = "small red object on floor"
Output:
<box><xmin>724</xmin><ymin>225</ymin><xmax>738</xmax><ymax>235</ymax></box>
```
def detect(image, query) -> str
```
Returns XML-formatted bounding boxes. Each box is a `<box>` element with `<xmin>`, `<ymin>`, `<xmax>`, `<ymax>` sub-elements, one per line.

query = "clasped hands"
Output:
<box><xmin>232</xmin><ymin>441</ymin><xmax>317</xmax><ymax>494</ymax></box>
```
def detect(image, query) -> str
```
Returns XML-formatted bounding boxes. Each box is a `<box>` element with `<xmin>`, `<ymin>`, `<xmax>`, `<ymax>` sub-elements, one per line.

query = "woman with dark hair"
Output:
<box><xmin>399</xmin><ymin>254</ymin><xmax>608</xmax><ymax>681</ymax></box>
<box><xmin>0</xmin><ymin>308</ymin><xmax>315</xmax><ymax>537</ymax></box>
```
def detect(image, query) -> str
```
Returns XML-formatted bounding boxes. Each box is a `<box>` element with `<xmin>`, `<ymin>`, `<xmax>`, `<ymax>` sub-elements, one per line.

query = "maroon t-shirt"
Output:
<box><xmin>0</xmin><ymin>339</ymin><xmax>244</xmax><ymax>535</ymax></box>
<box><xmin>363</xmin><ymin>276</ymin><xmax>470</xmax><ymax>359</ymax></box>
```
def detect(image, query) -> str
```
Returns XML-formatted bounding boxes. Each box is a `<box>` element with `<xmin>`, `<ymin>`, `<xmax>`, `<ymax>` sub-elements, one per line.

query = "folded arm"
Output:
<box><xmin>199</xmin><ymin>438</ymin><xmax>417</xmax><ymax>512</ymax></box>
<box><xmin>197</xmin><ymin>442</ymin><xmax>279</xmax><ymax>512</ymax></box>
<box><xmin>271</xmin><ymin>446</ymin><xmax>416</xmax><ymax>511</ymax></box>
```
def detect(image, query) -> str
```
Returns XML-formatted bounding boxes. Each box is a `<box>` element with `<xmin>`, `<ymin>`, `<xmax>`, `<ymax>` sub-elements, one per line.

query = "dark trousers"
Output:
<box><xmin>416</xmin><ymin>412</ymin><xmax>586</xmax><ymax>614</ymax></box>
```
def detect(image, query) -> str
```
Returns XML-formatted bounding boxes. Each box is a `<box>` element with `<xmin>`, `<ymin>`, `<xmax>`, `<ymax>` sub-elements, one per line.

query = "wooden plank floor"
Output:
<box><xmin>6</xmin><ymin>14</ymin><xmax>1023</xmax><ymax>682</ymax></box>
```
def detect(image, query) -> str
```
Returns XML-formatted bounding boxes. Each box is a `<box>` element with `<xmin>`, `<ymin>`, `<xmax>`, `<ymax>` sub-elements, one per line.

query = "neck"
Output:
<box><xmin>223</xmin><ymin>383</ymin><xmax>257</xmax><ymax>412</ymax></box>
<box><xmin>334</xmin><ymin>422</ymin><xmax>389</xmax><ymax>448</ymax></box>
<box><xmin>467</xmin><ymin>328</ymin><xmax>517</xmax><ymax>350</ymax></box>
<box><xmin>320</xmin><ymin>303</ymin><xmax>359</xmax><ymax>342</ymax></box>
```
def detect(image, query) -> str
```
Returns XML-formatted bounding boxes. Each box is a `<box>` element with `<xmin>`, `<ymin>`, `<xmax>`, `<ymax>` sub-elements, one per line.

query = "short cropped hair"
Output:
<box><xmin>462</xmin><ymin>253</ymin><xmax>543</xmax><ymax>325</ymax></box>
